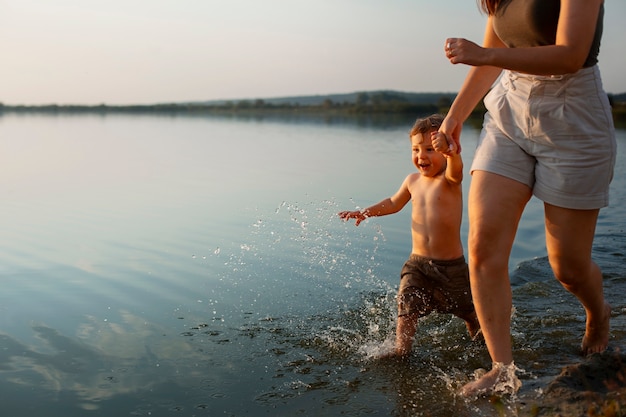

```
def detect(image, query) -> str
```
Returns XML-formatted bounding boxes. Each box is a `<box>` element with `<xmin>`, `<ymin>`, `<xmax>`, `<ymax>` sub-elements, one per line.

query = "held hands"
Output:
<box><xmin>338</xmin><ymin>210</ymin><xmax>367</xmax><ymax>226</ymax></box>
<box><xmin>431</xmin><ymin>131</ymin><xmax>456</xmax><ymax>156</ymax></box>
<box><xmin>439</xmin><ymin>115</ymin><xmax>462</xmax><ymax>154</ymax></box>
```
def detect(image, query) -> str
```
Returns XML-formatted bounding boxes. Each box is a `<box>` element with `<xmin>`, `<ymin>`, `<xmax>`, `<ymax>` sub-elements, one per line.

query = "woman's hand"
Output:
<box><xmin>439</xmin><ymin>115</ymin><xmax>463</xmax><ymax>154</ymax></box>
<box><xmin>445</xmin><ymin>38</ymin><xmax>489</xmax><ymax>66</ymax></box>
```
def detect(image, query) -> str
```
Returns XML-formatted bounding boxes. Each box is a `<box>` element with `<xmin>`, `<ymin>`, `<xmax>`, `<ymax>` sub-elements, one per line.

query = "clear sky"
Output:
<box><xmin>2</xmin><ymin>0</ymin><xmax>625</xmax><ymax>105</ymax></box>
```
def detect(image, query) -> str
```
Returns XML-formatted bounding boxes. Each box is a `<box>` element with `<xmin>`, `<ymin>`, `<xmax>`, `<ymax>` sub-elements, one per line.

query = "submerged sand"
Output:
<box><xmin>524</xmin><ymin>349</ymin><xmax>626</xmax><ymax>416</ymax></box>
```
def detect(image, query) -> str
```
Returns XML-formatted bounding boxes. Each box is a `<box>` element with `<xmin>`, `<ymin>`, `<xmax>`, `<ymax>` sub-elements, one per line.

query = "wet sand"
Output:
<box><xmin>518</xmin><ymin>348</ymin><xmax>626</xmax><ymax>416</ymax></box>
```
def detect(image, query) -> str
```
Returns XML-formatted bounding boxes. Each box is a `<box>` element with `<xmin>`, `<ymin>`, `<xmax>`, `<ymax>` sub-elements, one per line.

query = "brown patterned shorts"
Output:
<box><xmin>397</xmin><ymin>254</ymin><xmax>475</xmax><ymax>319</ymax></box>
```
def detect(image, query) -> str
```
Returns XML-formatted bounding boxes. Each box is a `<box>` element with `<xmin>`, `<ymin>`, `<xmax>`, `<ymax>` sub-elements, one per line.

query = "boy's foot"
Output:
<box><xmin>460</xmin><ymin>362</ymin><xmax>521</xmax><ymax>398</ymax></box>
<box><xmin>581</xmin><ymin>302</ymin><xmax>611</xmax><ymax>356</ymax></box>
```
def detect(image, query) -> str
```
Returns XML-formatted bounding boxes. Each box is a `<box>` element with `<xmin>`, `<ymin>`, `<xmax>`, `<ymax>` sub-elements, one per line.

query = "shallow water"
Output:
<box><xmin>0</xmin><ymin>113</ymin><xmax>624</xmax><ymax>416</ymax></box>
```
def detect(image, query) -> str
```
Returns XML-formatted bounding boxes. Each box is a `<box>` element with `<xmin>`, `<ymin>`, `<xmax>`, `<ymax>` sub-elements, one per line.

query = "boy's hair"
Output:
<box><xmin>409</xmin><ymin>114</ymin><xmax>444</xmax><ymax>138</ymax></box>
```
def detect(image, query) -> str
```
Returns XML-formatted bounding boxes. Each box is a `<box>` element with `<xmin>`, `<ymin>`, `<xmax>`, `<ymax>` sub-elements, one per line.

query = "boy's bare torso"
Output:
<box><xmin>405</xmin><ymin>171</ymin><xmax>464</xmax><ymax>260</ymax></box>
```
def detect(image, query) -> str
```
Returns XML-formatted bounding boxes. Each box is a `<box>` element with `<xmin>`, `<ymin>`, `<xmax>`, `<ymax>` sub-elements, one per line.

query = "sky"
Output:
<box><xmin>1</xmin><ymin>0</ymin><xmax>625</xmax><ymax>105</ymax></box>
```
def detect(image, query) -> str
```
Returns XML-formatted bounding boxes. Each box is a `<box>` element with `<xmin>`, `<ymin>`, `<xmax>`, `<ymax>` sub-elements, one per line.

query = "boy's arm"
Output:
<box><xmin>338</xmin><ymin>176</ymin><xmax>412</xmax><ymax>226</ymax></box>
<box><xmin>432</xmin><ymin>131</ymin><xmax>463</xmax><ymax>185</ymax></box>
<box><xmin>443</xmin><ymin>151</ymin><xmax>463</xmax><ymax>185</ymax></box>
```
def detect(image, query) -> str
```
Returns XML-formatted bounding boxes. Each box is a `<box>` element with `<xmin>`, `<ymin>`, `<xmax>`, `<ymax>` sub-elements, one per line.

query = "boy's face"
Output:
<box><xmin>410</xmin><ymin>131</ymin><xmax>446</xmax><ymax>177</ymax></box>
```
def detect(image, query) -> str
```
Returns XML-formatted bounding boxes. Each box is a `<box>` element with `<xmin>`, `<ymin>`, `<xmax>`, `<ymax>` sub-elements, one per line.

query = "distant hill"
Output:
<box><xmin>193</xmin><ymin>90</ymin><xmax>458</xmax><ymax>107</ymax></box>
<box><xmin>610</xmin><ymin>92</ymin><xmax>626</xmax><ymax>104</ymax></box>
<box><xmin>192</xmin><ymin>89</ymin><xmax>626</xmax><ymax>107</ymax></box>
<box><xmin>2</xmin><ymin>90</ymin><xmax>623</xmax><ymax>125</ymax></box>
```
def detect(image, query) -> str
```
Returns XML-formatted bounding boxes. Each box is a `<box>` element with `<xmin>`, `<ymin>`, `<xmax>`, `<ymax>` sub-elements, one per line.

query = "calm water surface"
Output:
<box><xmin>0</xmin><ymin>113</ymin><xmax>625</xmax><ymax>416</ymax></box>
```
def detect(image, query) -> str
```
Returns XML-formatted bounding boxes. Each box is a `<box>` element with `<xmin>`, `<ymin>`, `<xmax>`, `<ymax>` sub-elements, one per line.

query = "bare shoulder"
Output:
<box><xmin>403</xmin><ymin>172</ymin><xmax>422</xmax><ymax>189</ymax></box>
<box><xmin>405</xmin><ymin>172</ymin><xmax>420</xmax><ymax>183</ymax></box>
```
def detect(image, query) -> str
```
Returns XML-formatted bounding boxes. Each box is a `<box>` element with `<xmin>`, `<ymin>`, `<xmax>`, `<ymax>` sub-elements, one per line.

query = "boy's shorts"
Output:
<box><xmin>397</xmin><ymin>254</ymin><xmax>475</xmax><ymax>318</ymax></box>
<box><xmin>471</xmin><ymin>65</ymin><xmax>616</xmax><ymax>210</ymax></box>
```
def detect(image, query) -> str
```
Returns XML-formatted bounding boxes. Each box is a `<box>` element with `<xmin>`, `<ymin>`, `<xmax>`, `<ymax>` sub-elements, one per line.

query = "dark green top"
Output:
<box><xmin>492</xmin><ymin>0</ymin><xmax>603</xmax><ymax>68</ymax></box>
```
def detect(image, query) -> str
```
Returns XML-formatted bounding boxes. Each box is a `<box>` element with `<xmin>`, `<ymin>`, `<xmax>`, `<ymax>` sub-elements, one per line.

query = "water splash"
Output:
<box><xmin>464</xmin><ymin>362</ymin><xmax>523</xmax><ymax>398</ymax></box>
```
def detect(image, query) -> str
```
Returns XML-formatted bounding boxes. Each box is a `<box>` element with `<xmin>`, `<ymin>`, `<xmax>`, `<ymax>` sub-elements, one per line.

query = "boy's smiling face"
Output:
<box><xmin>410</xmin><ymin>131</ymin><xmax>446</xmax><ymax>177</ymax></box>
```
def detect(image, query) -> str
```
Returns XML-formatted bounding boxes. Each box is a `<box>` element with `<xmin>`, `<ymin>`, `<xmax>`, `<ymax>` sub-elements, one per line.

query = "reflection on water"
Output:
<box><xmin>0</xmin><ymin>114</ymin><xmax>625</xmax><ymax>416</ymax></box>
<box><xmin>0</xmin><ymin>320</ymin><xmax>209</xmax><ymax>415</ymax></box>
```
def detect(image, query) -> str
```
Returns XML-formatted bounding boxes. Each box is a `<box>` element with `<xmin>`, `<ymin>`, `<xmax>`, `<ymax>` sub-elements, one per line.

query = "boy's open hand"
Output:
<box><xmin>431</xmin><ymin>131</ymin><xmax>455</xmax><ymax>156</ymax></box>
<box><xmin>338</xmin><ymin>210</ymin><xmax>367</xmax><ymax>226</ymax></box>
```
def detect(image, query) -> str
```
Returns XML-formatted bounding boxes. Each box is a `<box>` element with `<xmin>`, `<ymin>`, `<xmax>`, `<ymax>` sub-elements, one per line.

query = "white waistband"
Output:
<box><xmin>507</xmin><ymin>65</ymin><xmax>596</xmax><ymax>82</ymax></box>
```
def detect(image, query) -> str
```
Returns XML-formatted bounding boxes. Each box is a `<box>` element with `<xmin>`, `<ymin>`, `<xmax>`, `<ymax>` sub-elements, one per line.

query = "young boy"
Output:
<box><xmin>338</xmin><ymin>114</ymin><xmax>480</xmax><ymax>357</ymax></box>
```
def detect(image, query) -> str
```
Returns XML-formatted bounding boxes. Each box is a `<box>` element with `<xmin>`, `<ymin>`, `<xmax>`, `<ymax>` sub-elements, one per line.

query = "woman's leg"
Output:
<box><xmin>461</xmin><ymin>171</ymin><xmax>531</xmax><ymax>396</ymax></box>
<box><xmin>544</xmin><ymin>203</ymin><xmax>610</xmax><ymax>355</ymax></box>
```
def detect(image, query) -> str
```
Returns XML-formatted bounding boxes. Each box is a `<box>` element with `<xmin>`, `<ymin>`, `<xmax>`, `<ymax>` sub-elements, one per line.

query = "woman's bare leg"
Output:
<box><xmin>544</xmin><ymin>203</ymin><xmax>610</xmax><ymax>355</ymax></box>
<box><xmin>461</xmin><ymin>171</ymin><xmax>531</xmax><ymax>396</ymax></box>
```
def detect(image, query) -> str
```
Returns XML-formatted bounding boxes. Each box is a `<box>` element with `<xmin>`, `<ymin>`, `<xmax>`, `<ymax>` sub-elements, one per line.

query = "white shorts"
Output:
<box><xmin>471</xmin><ymin>65</ymin><xmax>616</xmax><ymax>209</ymax></box>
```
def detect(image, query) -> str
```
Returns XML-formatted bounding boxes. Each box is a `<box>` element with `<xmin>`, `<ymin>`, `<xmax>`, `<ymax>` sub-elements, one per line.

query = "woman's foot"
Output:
<box><xmin>581</xmin><ymin>302</ymin><xmax>611</xmax><ymax>355</ymax></box>
<box><xmin>460</xmin><ymin>362</ymin><xmax>521</xmax><ymax>398</ymax></box>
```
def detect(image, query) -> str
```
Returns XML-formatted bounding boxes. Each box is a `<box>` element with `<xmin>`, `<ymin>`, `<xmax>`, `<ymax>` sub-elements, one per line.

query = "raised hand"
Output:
<box><xmin>338</xmin><ymin>210</ymin><xmax>367</xmax><ymax>226</ymax></box>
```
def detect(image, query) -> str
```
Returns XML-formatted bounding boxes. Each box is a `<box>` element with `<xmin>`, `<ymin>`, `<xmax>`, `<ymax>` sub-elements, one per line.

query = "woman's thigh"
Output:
<box><xmin>468</xmin><ymin>171</ymin><xmax>532</xmax><ymax>264</ymax></box>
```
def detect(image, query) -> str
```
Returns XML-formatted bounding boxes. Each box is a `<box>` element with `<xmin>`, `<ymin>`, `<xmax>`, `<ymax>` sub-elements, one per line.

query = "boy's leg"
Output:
<box><xmin>447</xmin><ymin>261</ymin><xmax>481</xmax><ymax>340</ymax></box>
<box><xmin>396</xmin><ymin>259</ymin><xmax>427</xmax><ymax>357</ymax></box>
<box><xmin>395</xmin><ymin>312</ymin><xmax>419</xmax><ymax>356</ymax></box>
<box><xmin>459</xmin><ymin>310</ymin><xmax>481</xmax><ymax>340</ymax></box>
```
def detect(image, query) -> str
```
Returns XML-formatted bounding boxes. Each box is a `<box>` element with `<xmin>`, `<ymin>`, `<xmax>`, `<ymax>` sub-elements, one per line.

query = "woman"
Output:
<box><xmin>440</xmin><ymin>0</ymin><xmax>615</xmax><ymax>396</ymax></box>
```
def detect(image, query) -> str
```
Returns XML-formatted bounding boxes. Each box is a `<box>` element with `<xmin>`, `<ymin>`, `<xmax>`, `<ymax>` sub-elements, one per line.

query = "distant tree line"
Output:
<box><xmin>608</xmin><ymin>94</ymin><xmax>626</xmax><ymax>126</ymax></box>
<box><xmin>0</xmin><ymin>93</ymin><xmax>482</xmax><ymax>120</ymax></box>
<box><xmin>0</xmin><ymin>91</ymin><xmax>624</xmax><ymax>125</ymax></box>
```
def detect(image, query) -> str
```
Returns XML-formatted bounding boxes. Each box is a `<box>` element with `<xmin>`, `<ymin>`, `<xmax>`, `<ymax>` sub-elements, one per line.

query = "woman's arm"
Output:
<box><xmin>448</xmin><ymin>0</ymin><xmax>603</xmax><ymax>75</ymax></box>
<box><xmin>440</xmin><ymin>18</ymin><xmax>504</xmax><ymax>149</ymax></box>
<box><xmin>441</xmin><ymin>0</ymin><xmax>603</xmax><ymax>148</ymax></box>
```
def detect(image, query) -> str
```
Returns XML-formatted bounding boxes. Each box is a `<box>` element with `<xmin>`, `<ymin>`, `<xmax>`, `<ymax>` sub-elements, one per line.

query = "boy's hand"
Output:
<box><xmin>338</xmin><ymin>210</ymin><xmax>367</xmax><ymax>226</ymax></box>
<box><xmin>431</xmin><ymin>131</ymin><xmax>455</xmax><ymax>156</ymax></box>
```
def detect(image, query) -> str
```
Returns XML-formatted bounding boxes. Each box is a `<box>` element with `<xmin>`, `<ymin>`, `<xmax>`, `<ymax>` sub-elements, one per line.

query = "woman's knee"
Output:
<box><xmin>550</xmin><ymin>257</ymin><xmax>600</xmax><ymax>290</ymax></box>
<box><xmin>468</xmin><ymin>228</ymin><xmax>510</xmax><ymax>275</ymax></box>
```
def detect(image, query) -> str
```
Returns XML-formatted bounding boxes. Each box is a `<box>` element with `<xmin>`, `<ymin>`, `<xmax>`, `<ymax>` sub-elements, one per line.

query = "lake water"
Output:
<box><xmin>0</xmin><ymin>113</ymin><xmax>625</xmax><ymax>416</ymax></box>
